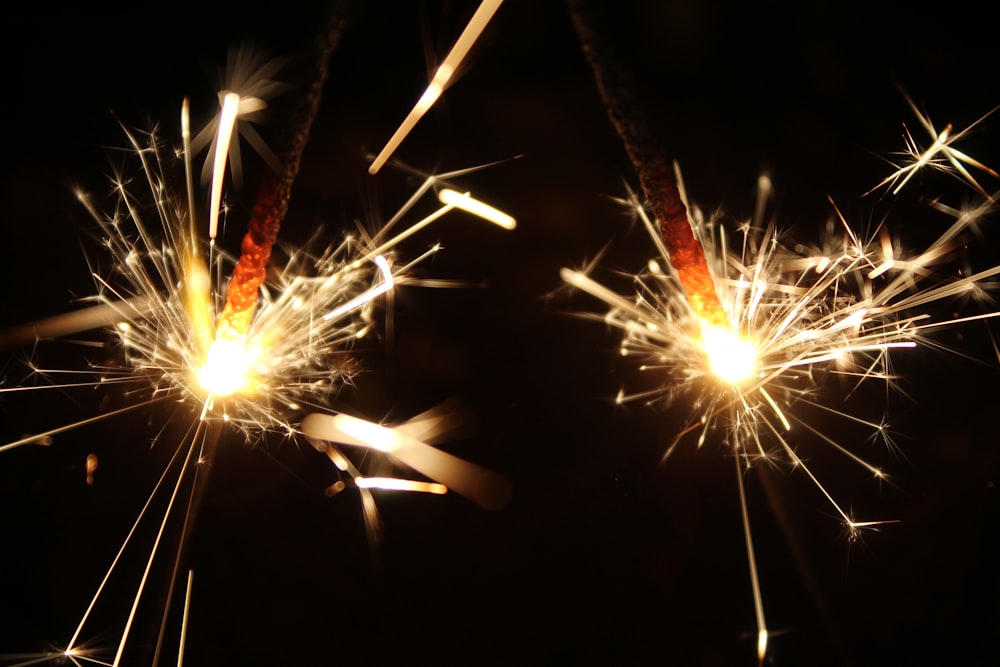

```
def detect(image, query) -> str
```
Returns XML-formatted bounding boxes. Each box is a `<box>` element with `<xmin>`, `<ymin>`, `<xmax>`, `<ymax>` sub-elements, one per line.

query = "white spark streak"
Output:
<box><xmin>438</xmin><ymin>188</ymin><xmax>518</xmax><ymax>229</ymax></box>
<box><xmin>322</xmin><ymin>255</ymin><xmax>394</xmax><ymax>322</ymax></box>
<box><xmin>368</xmin><ymin>0</ymin><xmax>504</xmax><ymax>174</ymax></box>
<box><xmin>207</xmin><ymin>92</ymin><xmax>241</xmax><ymax>240</ymax></box>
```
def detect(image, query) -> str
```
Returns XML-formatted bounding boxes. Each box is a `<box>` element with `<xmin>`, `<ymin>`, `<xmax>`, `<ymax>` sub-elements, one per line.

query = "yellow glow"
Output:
<box><xmin>197</xmin><ymin>336</ymin><xmax>256</xmax><ymax>396</ymax></box>
<box><xmin>700</xmin><ymin>321</ymin><xmax>756</xmax><ymax>383</ymax></box>
<box><xmin>208</xmin><ymin>92</ymin><xmax>242</xmax><ymax>240</ymax></box>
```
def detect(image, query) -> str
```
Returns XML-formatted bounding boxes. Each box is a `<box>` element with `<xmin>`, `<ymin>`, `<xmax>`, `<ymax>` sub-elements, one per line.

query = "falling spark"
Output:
<box><xmin>191</xmin><ymin>46</ymin><xmax>287</xmax><ymax>239</ymax></box>
<box><xmin>438</xmin><ymin>188</ymin><xmax>518</xmax><ymax>230</ymax></box>
<box><xmin>562</xmin><ymin>103</ymin><xmax>999</xmax><ymax>662</ymax></box>
<box><xmin>354</xmin><ymin>477</ymin><xmax>449</xmax><ymax>494</ymax></box>
<box><xmin>368</xmin><ymin>0</ymin><xmax>505</xmax><ymax>174</ymax></box>
<box><xmin>85</xmin><ymin>453</ymin><xmax>98</xmax><ymax>486</ymax></box>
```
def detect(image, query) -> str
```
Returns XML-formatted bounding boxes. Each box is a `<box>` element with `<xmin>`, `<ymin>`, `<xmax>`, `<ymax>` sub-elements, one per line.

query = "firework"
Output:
<box><xmin>563</xmin><ymin>2</ymin><xmax>1000</xmax><ymax>659</ymax></box>
<box><xmin>0</xmin><ymin>16</ymin><xmax>515</xmax><ymax>667</ymax></box>
<box><xmin>0</xmin><ymin>126</ymin><xmax>512</xmax><ymax>665</ymax></box>
<box><xmin>561</xmin><ymin>102</ymin><xmax>1000</xmax><ymax>661</ymax></box>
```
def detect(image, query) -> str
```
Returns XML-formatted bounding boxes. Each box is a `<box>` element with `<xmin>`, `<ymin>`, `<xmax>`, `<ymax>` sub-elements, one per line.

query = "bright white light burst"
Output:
<box><xmin>699</xmin><ymin>320</ymin><xmax>756</xmax><ymax>383</ymax></box>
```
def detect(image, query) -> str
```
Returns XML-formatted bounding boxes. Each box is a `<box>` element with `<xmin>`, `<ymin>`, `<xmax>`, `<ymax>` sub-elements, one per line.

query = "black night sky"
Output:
<box><xmin>2</xmin><ymin>2</ymin><xmax>999</xmax><ymax>665</ymax></box>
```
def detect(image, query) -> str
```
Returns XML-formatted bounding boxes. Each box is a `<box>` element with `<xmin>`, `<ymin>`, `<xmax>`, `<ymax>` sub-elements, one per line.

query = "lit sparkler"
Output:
<box><xmin>562</xmin><ymin>119</ymin><xmax>999</xmax><ymax>663</ymax></box>
<box><xmin>567</xmin><ymin>2</ymin><xmax>998</xmax><ymax>661</ymax></box>
<box><xmin>0</xmin><ymin>10</ymin><xmax>513</xmax><ymax>666</ymax></box>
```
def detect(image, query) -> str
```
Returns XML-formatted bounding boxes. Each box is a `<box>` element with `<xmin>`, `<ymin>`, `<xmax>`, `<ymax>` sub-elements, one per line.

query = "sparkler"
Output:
<box><xmin>0</xmin><ymin>6</ymin><xmax>514</xmax><ymax>665</ymax></box>
<box><xmin>566</xmin><ymin>1</ymin><xmax>999</xmax><ymax>661</ymax></box>
<box><xmin>562</xmin><ymin>133</ymin><xmax>1000</xmax><ymax>666</ymax></box>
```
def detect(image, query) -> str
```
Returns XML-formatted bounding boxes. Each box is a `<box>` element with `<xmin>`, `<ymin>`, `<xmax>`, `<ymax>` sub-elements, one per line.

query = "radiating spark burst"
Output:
<box><xmin>562</xmin><ymin>104</ymin><xmax>999</xmax><ymax>662</ymax></box>
<box><xmin>868</xmin><ymin>90</ymin><xmax>1000</xmax><ymax>202</ymax></box>
<box><xmin>0</xmin><ymin>100</ymin><xmax>513</xmax><ymax>667</ymax></box>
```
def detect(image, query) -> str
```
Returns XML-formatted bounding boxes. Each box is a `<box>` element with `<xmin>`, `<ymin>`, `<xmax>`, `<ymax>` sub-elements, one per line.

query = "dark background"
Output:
<box><xmin>2</xmin><ymin>1</ymin><xmax>998</xmax><ymax>665</ymax></box>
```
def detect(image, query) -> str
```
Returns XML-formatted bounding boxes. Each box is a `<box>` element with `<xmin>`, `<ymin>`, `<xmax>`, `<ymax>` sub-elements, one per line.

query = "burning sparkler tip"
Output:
<box><xmin>756</xmin><ymin>629</ymin><xmax>768</xmax><ymax>665</ymax></box>
<box><xmin>699</xmin><ymin>321</ymin><xmax>757</xmax><ymax>384</ymax></box>
<box><xmin>197</xmin><ymin>335</ymin><xmax>258</xmax><ymax>398</ymax></box>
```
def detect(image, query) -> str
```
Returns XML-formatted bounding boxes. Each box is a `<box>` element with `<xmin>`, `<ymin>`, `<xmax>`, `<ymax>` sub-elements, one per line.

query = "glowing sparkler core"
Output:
<box><xmin>197</xmin><ymin>335</ymin><xmax>257</xmax><ymax>397</ymax></box>
<box><xmin>699</xmin><ymin>321</ymin><xmax>756</xmax><ymax>384</ymax></box>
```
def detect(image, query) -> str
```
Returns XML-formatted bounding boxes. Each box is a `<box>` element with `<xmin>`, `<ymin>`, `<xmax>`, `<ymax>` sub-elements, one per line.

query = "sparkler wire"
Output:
<box><xmin>566</xmin><ymin>0</ymin><xmax>728</xmax><ymax>329</ymax></box>
<box><xmin>215</xmin><ymin>2</ymin><xmax>350</xmax><ymax>343</ymax></box>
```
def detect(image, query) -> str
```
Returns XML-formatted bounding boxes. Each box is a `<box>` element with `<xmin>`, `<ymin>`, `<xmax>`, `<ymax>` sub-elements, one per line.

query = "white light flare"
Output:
<box><xmin>197</xmin><ymin>335</ymin><xmax>258</xmax><ymax>397</ymax></box>
<box><xmin>323</xmin><ymin>255</ymin><xmax>394</xmax><ymax>322</ymax></box>
<box><xmin>301</xmin><ymin>412</ymin><xmax>511</xmax><ymax>510</ymax></box>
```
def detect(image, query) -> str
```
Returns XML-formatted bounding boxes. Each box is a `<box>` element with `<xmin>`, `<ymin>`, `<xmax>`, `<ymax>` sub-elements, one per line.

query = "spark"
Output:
<box><xmin>438</xmin><ymin>188</ymin><xmax>518</xmax><ymax>230</ymax></box>
<box><xmin>869</xmin><ymin>90</ymin><xmax>1000</xmax><ymax>201</ymax></box>
<box><xmin>562</xmin><ymin>104</ymin><xmax>999</xmax><ymax>660</ymax></box>
<box><xmin>368</xmin><ymin>0</ymin><xmax>505</xmax><ymax>174</ymax></box>
<box><xmin>354</xmin><ymin>477</ymin><xmax>449</xmax><ymax>494</ymax></box>
<box><xmin>206</xmin><ymin>91</ymin><xmax>246</xmax><ymax>240</ymax></box>
<box><xmin>302</xmin><ymin>411</ymin><xmax>512</xmax><ymax>511</ymax></box>
<box><xmin>190</xmin><ymin>46</ymin><xmax>287</xmax><ymax>240</ymax></box>
<box><xmin>699</xmin><ymin>321</ymin><xmax>757</xmax><ymax>384</ymax></box>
